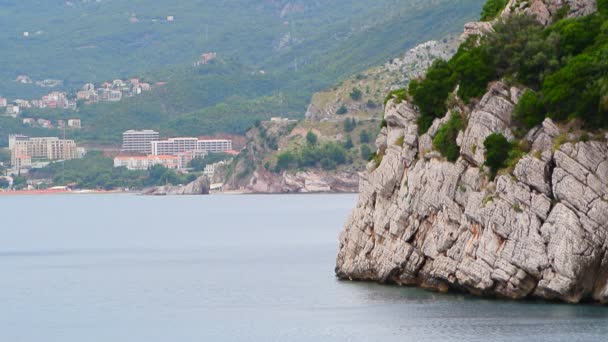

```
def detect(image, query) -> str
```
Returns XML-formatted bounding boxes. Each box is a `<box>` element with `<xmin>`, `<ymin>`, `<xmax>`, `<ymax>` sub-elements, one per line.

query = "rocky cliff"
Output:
<box><xmin>336</xmin><ymin>0</ymin><xmax>608</xmax><ymax>304</ymax></box>
<box><xmin>144</xmin><ymin>175</ymin><xmax>210</xmax><ymax>196</ymax></box>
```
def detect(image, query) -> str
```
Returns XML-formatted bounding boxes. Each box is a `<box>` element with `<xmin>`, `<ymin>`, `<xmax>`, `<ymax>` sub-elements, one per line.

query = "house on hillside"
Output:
<box><xmin>195</xmin><ymin>52</ymin><xmax>217</xmax><ymax>66</ymax></box>
<box><xmin>14</xmin><ymin>99</ymin><xmax>31</xmax><ymax>108</ymax></box>
<box><xmin>5</xmin><ymin>104</ymin><xmax>20</xmax><ymax>117</ymax></box>
<box><xmin>37</xmin><ymin>119</ymin><xmax>52</xmax><ymax>128</ymax></box>
<box><xmin>0</xmin><ymin>98</ymin><xmax>7</xmax><ymax>107</ymax></box>
<box><xmin>68</xmin><ymin>119</ymin><xmax>81</xmax><ymax>129</ymax></box>
<box><xmin>31</xmin><ymin>100</ymin><xmax>45</xmax><ymax>108</ymax></box>
<box><xmin>22</xmin><ymin>118</ymin><xmax>35</xmax><ymax>126</ymax></box>
<box><xmin>112</xmin><ymin>79</ymin><xmax>126</xmax><ymax>88</ymax></box>
<box><xmin>108</xmin><ymin>90</ymin><xmax>122</xmax><ymax>102</ymax></box>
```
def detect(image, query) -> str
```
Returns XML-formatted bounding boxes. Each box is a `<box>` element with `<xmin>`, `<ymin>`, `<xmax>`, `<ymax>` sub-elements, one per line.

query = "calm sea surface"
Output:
<box><xmin>1</xmin><ymin>194</ymin><xmax>607</xmax><ymax>341</ymax></box>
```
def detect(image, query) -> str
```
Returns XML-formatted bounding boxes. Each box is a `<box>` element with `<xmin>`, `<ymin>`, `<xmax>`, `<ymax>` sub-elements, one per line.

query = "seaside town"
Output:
<box><xmin>1</xmin><ymin>76</ymin><xmax>155</xmax><ymax>120</ymax></box>
<box><xmin>1</xmin><ymin>51</ymin><xmax>218</xmax><ymax>120</ymax></box>
<box><xmin>0</xmin><ymin>129</ymin><xmax>235</xmax><ymax>192</ymax></box>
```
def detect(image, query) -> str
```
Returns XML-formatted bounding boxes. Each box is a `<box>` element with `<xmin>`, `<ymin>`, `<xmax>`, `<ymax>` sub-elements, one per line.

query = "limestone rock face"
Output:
<box><xmin>502</xmin><ymin>0</ymin><xmax>597</xmax><ymax>25</ymax></box>
<box><xmin>335</xmin><ymin>83</ymin><xmax>608</xmax><ymax>303</ymax></box>
<box><xmin>145</xmin><ymin>176</ymin><xmax>210</xmax><ymax>196</ymax></box>
<box><xmin>240</xmin><ymin>169</ymin><xmax>360</xmax><ymax>193</ymax></box>
<box><xmin>460</xmin><ymin>0</ymin><xmax>597</xmax><ymax>42</ymax></box>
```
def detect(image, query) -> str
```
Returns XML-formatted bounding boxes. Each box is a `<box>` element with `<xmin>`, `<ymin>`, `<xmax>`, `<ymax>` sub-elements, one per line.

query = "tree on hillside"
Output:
<box><xmin>344</xmin><ymin>118</ymin><xmax>356</xmax><ymax>132</ymax></box>
<box><xmin>336</xmin><ymin>105</ymin><xmax>348</xmax><ymax>115</ymax></box>
<box><xmin>350</xmin><ymin>88</ymin><xmax>363</xmax><ymax>101</ymax></box>
<box><xmin>306</xmin><ymin>131</ymin><xmax>318</xmax><ymax>146</ymax></box>
<box><xmin>344</xmin><ymin>135</ymin><xmax>354</xmax><ymax>149</ymax></box>
<box><xmin>359</xmin><ymin>130</ymin><xmax>371</xmax><ymax>143</ymax></box>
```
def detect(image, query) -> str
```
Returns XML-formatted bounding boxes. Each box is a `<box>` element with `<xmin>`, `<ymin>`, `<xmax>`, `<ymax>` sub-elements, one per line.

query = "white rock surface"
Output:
<box><xmin>145</xmin><ymin>176</ymin><xmax>210</xmax><ymax>196</ymax></box>
<box><xmin>336</xmin><ymin>85</ymin><xmax>608</xmax><ymax>304</ymax></box>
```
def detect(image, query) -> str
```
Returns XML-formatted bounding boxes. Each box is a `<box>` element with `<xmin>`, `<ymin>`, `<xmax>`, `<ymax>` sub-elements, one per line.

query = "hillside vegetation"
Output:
<box><xmin>397</xmin><ymin>2</ymin><xmax>608</xmax><ymax>140</ymax></box>
<box><xmin>0</xmin><ymin>0</ymin><xmax>485</xmax><ymax>145</ymax></box>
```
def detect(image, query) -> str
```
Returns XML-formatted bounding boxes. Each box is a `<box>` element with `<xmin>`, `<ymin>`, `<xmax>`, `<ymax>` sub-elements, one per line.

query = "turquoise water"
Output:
<box><xmin>1</xmin><ymin>194</ymin><xmax>607</xmax><ymax>341</ymax></box>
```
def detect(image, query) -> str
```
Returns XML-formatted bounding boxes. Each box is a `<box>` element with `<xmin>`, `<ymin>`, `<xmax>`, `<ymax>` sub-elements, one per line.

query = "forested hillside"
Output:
<box><xmin>0</xmin><ymin>0</ymin><xmax>484</xmax><ymax>145</ymax></box>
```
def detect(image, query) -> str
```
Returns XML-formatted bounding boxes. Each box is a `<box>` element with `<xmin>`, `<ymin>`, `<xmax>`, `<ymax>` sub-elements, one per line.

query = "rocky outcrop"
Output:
<box><xmin>461</xmin><ymin>0</ymin><xmax>597</xmax><ymax>40</ymax></box>
<box><xmin>502</xmin><ymin>0</ymin><xmax>597</xmax><ymax>25</ymax></box>
<box><xmin>144</xmin><ymin>176</ymin><xmax>210</xmax><ymax>196</ymax></box>
<box><xmin>235</xmin><ymin>169</ymin><xmax>359</xmax><ymax>193</ymax></box>
<box><xmin>335</xmin><ymin>79</ymin><xmax>608</xmax><ymax>303</ymax></box>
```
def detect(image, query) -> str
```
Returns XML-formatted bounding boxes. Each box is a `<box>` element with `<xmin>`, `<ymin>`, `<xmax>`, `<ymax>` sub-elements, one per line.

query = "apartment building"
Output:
<box><xmin>151</xmin><ymin>137</ymin><xmax>198</xmax><ymax>155</ymax></box>
<box><xmin>151</xmin><ymin>137</ymin><xmax>232</xmax><ymax>156</ymax></box>
<box><xmin>9</xmin><ymin>134</ymin><xmax>29</xmax><ymax>149</ymax></box>
<box><xmin>122</xmin><ymin>130</ymin><xmax>159</xmax><ymax>154</ymax></box>
<box><xmin>177</xmin><ymin>150</ymin><xmax>207</xmax><ymax>170</ymax></box>
<box><xmin>12</xmin><ymin>155</ymin><xmax>32</xmax><ymax>170</ymax></box>
<box><xmin>9</xmin><ymin>136</ymin><xmax>79</xmax><ymax>166</ymax></box>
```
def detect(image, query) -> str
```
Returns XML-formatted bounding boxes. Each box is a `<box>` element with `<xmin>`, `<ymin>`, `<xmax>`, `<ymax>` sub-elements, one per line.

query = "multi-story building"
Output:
<box><xmin>9</xmin><ymin>136</ymin><xmax>79</xmax><ymax>166</ymax></box>
<box><xmin>0</xmin><ymin>97</ymin><xmax>7</xmax><ymax>107</ymax></box>
<box><xmin>9</xmin><ymin>135</ymin><xmax>28</xmax><ymax>149</ymax></box>
<box><xmin>151</xmin><ymin>137</ymin><xmax>232</xmax><ymax>155</ymax></box>
<box><xmin>122</xmin><ymin>130</ymin><xmax>159</xmax><ymax>154</ymax></box>
<box><xmin>197</xmin><ymin>139</ymin><xmax>233</xmax><ymax>153</ymax></box>
<box><xmin>177</xmin><ymin>150</ymin><xmax>207</xmax><ymax>170</ymax></box>
<box><xmin>113</xmin><ymin>155</ymin><xmax>179</xmax><ymax>170</ymax></box>
<box><xmin>151</xmin><ymin>137</ymin><xmax>198</xmax><ymax>155</ymax></box>
<box><xmin>12</xmin><ymin>155</ymin><xmax>32</xmax><ymax>170</ymax></box>
<box><xmin>46</xmin><ymin>139</ymin><xmax>78</xmax><ymax>160</ymax></box>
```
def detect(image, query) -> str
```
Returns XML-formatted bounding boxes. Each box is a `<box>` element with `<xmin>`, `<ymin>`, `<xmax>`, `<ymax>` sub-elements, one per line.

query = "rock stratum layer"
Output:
<box><xmin>335</xmin><ymin>79</ymin><xmax>608</xmax><ymax>303</ymax></box>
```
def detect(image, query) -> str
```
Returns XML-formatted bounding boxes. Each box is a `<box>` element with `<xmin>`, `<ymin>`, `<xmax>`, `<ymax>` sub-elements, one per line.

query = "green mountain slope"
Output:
<box><xmin>0</xmin><ymin>0</ymin><xmax>485</xmax><ymax>145</ymax></box>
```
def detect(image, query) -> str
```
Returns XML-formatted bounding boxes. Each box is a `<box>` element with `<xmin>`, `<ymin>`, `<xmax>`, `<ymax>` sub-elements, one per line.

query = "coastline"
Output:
<box><xmin>0</xmin><ymin>188</ymin><xmax>358</xmax><ymax>196</ymax></box>
<box><xmin>0</xmin><ymin>189</ymin><xmax>133</xmax><ymax>196</ymax></box>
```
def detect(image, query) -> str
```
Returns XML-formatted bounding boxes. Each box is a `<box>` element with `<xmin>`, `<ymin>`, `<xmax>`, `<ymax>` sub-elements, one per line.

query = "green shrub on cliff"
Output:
<box><xmin>483</xmin><ymin>133</ymin><xmax>511</xmax><ymax>179</ymax></box>
<box><xmin>394</xmin><ymin>11</ymin><xmax>608</xmax><ymax>138</ymax></box>
<box><xmin>409</xmin><ymin>60</ymin><xmax>457</xmax><ymax>133</ymax></box>
<box><xmin>449</xmin><ymin>45</ymin><xmax>495</xmax><ymax>102</ymax></box>
<box><xmin>514</xmin><ymin>90</ymin><xmax>545</xmax><ymax>129</ymax></box>
<box><xmin>384</xmin><ymin>88</ymin><xmax>407</xmax><ymax>106</ymax></box>
<box><xmin>600</xmin><ymin>0</ymin><xmax>608</xmax><ymax>15</ymax></box>
<box><xmin>433</xmin><ymin>112</ymin><xmax>464</xmax><ymax>162</ymax></box>
<box><xmin>480</xmin><ymin>0</ymin><xmax>507</xmax><ymax>21</ymax></box>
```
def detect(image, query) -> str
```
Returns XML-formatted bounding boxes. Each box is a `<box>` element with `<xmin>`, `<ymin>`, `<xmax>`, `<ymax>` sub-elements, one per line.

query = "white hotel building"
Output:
<box><xmin>122</xmin><ymin>130</ymin><xmax>159</xmax><ymax>154</ymax></box>
<box><xmin>151</xmin><ymin>138</ymin><xmax>232</xmax><ymax>155</ymax></box>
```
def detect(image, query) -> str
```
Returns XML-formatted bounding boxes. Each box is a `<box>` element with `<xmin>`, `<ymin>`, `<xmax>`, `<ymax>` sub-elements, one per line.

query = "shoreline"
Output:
<box><xmin>0</xmin><ymin>189</ymin><xmax>358</xmax><ymax>196</ymax></box>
